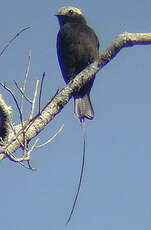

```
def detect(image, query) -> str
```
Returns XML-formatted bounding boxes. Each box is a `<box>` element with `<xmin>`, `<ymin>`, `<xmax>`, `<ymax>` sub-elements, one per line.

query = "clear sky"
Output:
<box><xmin>0</xmin><ymin>0</ymin><xmax>151</xmax><ymax>229</ymax></box>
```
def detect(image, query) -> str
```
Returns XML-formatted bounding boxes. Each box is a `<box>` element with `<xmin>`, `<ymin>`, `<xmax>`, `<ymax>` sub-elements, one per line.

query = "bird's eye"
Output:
<box><xmin>68</xmin><ymin>9</ymin><xmax>73</xmax><ymax>15</ymax></box>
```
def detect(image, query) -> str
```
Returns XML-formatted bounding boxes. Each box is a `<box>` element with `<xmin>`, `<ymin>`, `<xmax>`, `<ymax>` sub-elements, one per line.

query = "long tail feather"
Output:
<box><xmin>66</xmin><ymin>118</ymin><xmax>86</xmax><ymax>225</ymax></box>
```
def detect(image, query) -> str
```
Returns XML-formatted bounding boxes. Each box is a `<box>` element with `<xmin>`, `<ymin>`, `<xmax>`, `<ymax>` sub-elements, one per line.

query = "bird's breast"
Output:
<box><xmin>57</xmin><ymin>23</ymin><xmax>99</xmax><ymax>81</ymax></box>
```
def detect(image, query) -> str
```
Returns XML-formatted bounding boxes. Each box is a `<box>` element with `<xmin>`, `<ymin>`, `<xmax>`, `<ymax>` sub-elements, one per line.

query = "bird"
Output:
<box><xmin>56</xmin><ymin>6</ymin><xmax>100</xmax><ymax>224</ymax></box>
<box><xmin>56</xmin><ymin>6</ymin><xmax>100</xmax><ymax>120</ymax></box>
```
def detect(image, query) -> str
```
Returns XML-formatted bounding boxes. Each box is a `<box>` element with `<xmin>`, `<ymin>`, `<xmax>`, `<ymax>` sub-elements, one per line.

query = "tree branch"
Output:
<box><xmin>0</xmin><ymin>32</ymin><xmax>151</xmax><ymax>162</ymax></box>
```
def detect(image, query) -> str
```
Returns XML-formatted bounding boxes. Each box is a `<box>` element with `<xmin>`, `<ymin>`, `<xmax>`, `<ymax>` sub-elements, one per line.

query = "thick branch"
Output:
<box><xmin>1</xmin><ymin>32</ymin><xmax>151</xmax><ymax>160</ymax></box>
<box><xmin>99</xmin><ymin>32</ymin><xmax>151</xmax><ymax>67</ymax></box>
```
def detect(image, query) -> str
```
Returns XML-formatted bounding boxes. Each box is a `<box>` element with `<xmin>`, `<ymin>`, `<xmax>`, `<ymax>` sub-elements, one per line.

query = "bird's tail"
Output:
<box><xmin>74</xmin><ymin>93</ymin><xmax>94</xmax><ymax>120</ymax></box>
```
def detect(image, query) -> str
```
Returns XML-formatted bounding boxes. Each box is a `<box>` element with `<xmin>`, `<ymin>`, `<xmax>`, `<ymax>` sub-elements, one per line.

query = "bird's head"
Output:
<box><xmin>56</xmin><ymin>6</ymin><xmax>87</xmax><ymax>27</ymax></box>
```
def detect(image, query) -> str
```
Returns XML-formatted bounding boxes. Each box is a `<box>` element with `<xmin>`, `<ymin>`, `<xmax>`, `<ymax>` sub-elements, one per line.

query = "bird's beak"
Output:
<box><xmin>55</xmin><ymin>11</ymin><xmax>64</xmax><ymax>17</ymax></box>
<box><xmin>55</xmin><ymin>14</ymin><xmax>62</xmax><ymax>17</ymax></box>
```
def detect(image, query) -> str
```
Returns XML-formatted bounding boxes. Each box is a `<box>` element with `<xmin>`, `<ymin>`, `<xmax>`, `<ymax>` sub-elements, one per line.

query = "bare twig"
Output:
<box><xmin>21</xmin><ymin>49</ymin><xmax>32</xmax><ymax>112</ymax></box>
<box><xmin>0</xmin><ymin>26</ymin><xmax>32</xmax><ymax>57</ymax></box>
<box><xmin>29</xmin><ymin>79</ymin><xmax>40</xmax><ymax>119</ymax></box>
<box><xmin>18</xmin><ymin>160</ymin><xmax>36</xmax><ymax>170</ymax></box>
<box><xmin>14</xmin><ymin>80</ymin><xmax>32</xmax><ymax>104</ymax></box>
<box><xmin>27</xmin><ymin>160</ymin><xmax>37</xmax><ymax>171</ymax></box>
<box><xmin>36</xmin><ymin>124</ymin><xmax>64</xmax><ymax>148</ymax></box>
<box><xmin>39</xmin><ymin>72</ymin><xmax>45</xmax><ymax>113</ymax></box>
<box><xmin>26</xmin><ymin>138</ymin><xmax>39</xmax><ymax>157</ymax></box>
<box><xmin>3</xmin><ymin>138</ymin><xmax>38</xmax><ymax>164</ymax></box>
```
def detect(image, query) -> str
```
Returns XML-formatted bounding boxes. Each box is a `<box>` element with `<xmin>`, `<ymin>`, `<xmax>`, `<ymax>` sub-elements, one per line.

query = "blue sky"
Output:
<box><xmin>0</xmin><ymin>0</ymin><xmax>151</xmax><ymax>229</ymax></box>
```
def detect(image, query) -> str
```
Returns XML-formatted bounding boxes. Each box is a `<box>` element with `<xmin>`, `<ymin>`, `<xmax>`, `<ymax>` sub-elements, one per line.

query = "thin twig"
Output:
<box><xmin>35</xmin><ymin>124</ymin><xmax>64</xmax><ymax>148</ymax></box>
<box><xmin>19</xmin><ymin>161</ymin><xmax>37</xmax><ymax>170</ymax></box>
<box><xmin>4</xmin><ymin>136</ymin><xmax>38</xmax><ymax>163</ymax></box>
<box><xmin>39</xmin><ymin>72</ymin><xmax>45</xmax><ymax>113</ymax></box>
<box><xmin>14</xmin><ymin>80</ymin><xmax>32</xmax><ymax>104</ymax></box>
<box><xmin>8</xmin><ymin>121</ymin><xmax>25</xmax><ymax>149</ymax></box>
<box><xmin>4</xmin><ymin>150</ymin><xmax>28</xmax><ymax>162</ymax></box>
<box><xmin>29</xmin><ymin>79</ymin><xmax>40</xmax><ymax>119</ymax></box>
<box><xmin>0</xmin><ymin>26</ymin><xmax>32</xmax><ymax>57</ymax></box>
<box><xmin>19</xmin><ymin>139</ymin><xmax>38</xmax><ymax>170</ymax></box>
<box><xmin>27</xmin><ymin>160</ymin><xmax>37</xmax><ymax>171</ymax></box>
<box><xmin>21</xmin><ymin>49</ymin><xmax>32</xmax><ymax>112</ymax></box>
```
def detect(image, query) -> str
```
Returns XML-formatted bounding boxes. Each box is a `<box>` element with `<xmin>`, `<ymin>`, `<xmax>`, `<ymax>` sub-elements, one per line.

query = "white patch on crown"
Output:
<box><xmin>56</xmin><ymin>6</ymin><xmax>83</xmax><ymax>16</ymax></box>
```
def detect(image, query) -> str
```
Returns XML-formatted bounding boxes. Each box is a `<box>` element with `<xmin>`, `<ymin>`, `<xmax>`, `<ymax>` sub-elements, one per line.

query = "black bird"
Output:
<box><xmin>56</xmin><ymin>6</ymin><xmax>100</xmax><ymax>120</ymax></box>
<box><xmin>56</xmin><ymin>6</ymin><xmax>100</xmax><ymax>224</ymax></box>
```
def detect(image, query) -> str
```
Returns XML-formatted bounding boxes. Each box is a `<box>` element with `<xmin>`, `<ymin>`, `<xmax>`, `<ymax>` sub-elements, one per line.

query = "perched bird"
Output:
<box><xmin>56</xmin><ymin>6</ymin><xmax>100</xmax><ymax>224</ymax></box>
<box><xmin>56</xmin><ymin>6</ymin><xmax>100</xmax><ymax>120</ymax></box>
